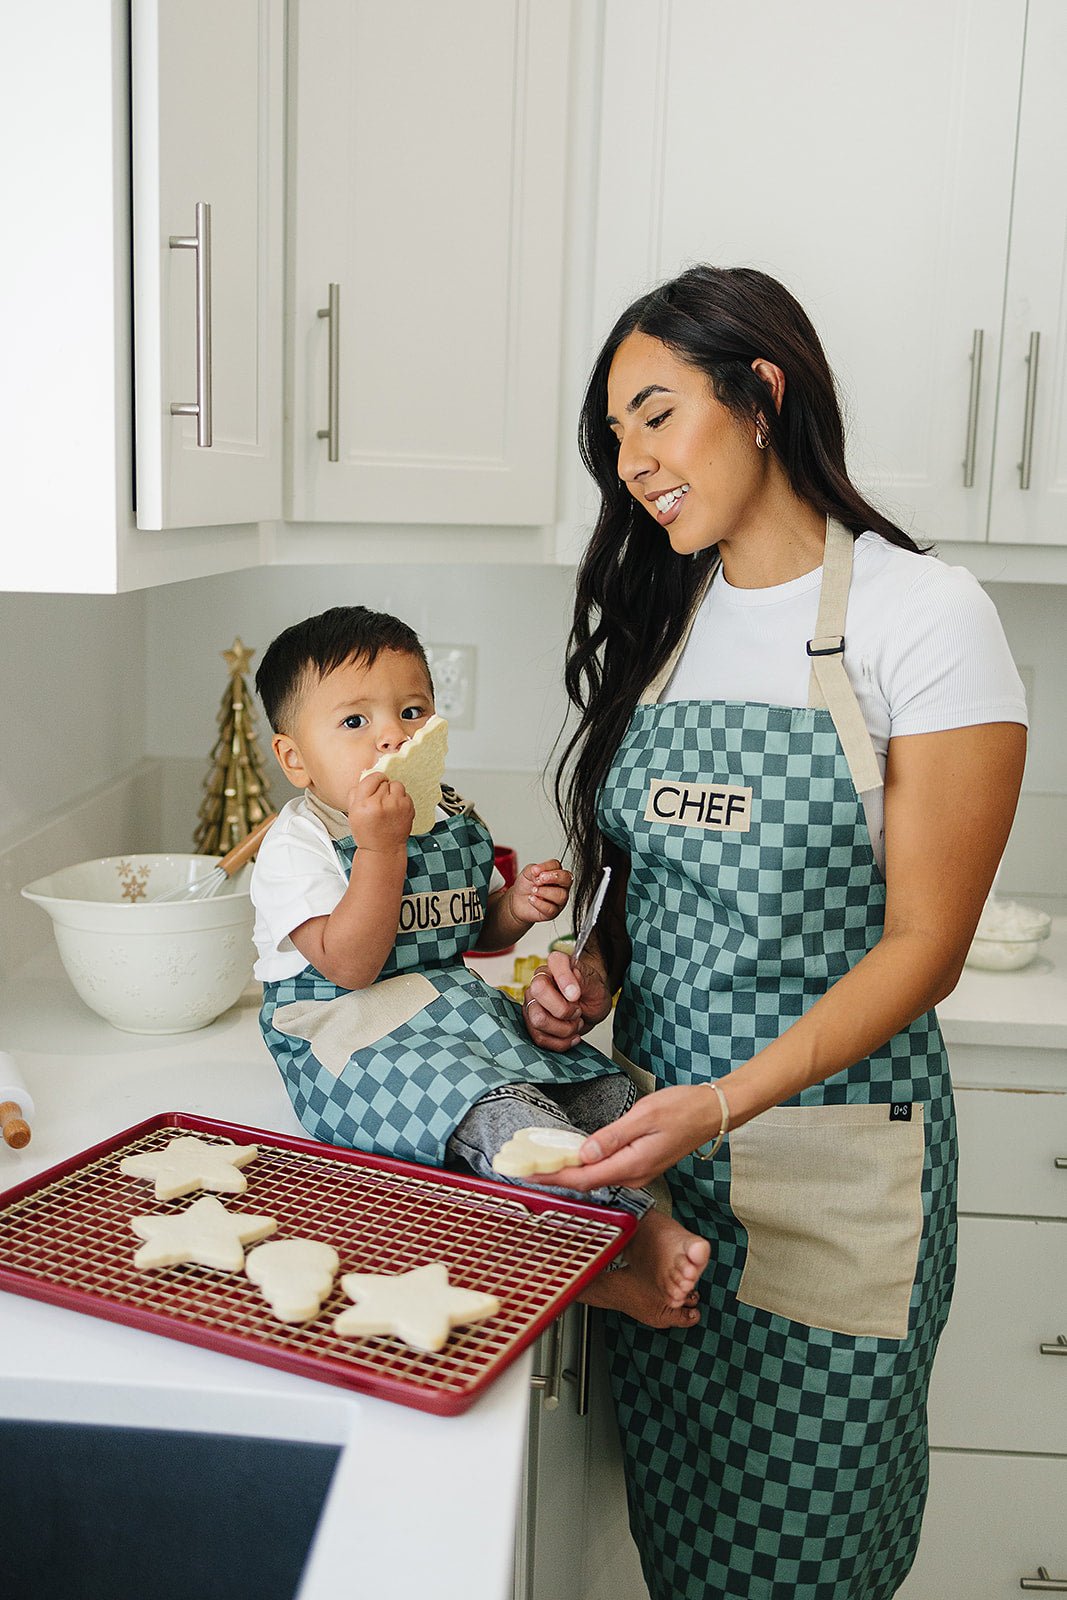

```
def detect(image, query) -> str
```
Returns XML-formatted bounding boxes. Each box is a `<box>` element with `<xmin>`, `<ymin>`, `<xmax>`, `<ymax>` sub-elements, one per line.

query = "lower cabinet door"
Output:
<box><xmin>514</xmin><ymin>1308</ymin><xmax>593</xmax><ymax>1600</ymax></box>
<box><xmin>897</xmin><ymin>1450</ymin><xmax>1067</xmax><ymax>1599</ymax></box>
<box><xmin>928</xmin><ymin>1216</ymin><xmax>1067</xmax><ymax>1453</ymax></box>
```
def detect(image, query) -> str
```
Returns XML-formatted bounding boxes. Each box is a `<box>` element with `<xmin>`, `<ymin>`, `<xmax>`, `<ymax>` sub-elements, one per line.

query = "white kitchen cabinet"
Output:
<box><xmin>286</xmin><ymin>0</ymin><xmax>572</xmax><ymax>530</ymax></box>
<box><xmin>513</xmin><ymin>1306</ymin><xmax>649</xmax><ymax>1600</ymax></box>
<box><xmin>593</xmin><ymin>0</ymin><xmax>1026</xmax><ymax>547</ymax></box>
<box><xmin>988</xmin><ymin>0</ymin><xmax>1067</xmax><ymax>547</ymax></box>
<box><xmin>896</xmin><ymin>1075</ymin><xmax>1067</xmax><ymax>1597</ymax></box>
<box><xmin>592</xmin><ymin>0</ymin><xmax>1067</xmax><ymax>559</ymax></box>
<box><xmin>0</xmin><ymin>1</ymin><xmax>269</xmax><ymax>594</ymax></box>
<box><xmin>131</xmin><ymin>0</ymin><xmax>284</xmax><ymax>531</ymax></box>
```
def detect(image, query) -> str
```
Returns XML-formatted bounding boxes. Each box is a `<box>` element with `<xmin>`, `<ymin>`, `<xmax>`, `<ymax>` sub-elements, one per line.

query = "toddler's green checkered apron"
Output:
<box><xmin>599</xmin><ymin>520</ymin><xmax>956</xmax><ymax>1600</ymax></box>
<box><xmin>259</xmin><ymin>796</ymin><xmax>613</xmax><ymax>1166</ymax></box>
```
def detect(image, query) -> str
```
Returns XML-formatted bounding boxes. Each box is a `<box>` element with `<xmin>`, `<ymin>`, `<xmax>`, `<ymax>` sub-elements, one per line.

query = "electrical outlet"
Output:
<box><xmin>425</xmin><ymin>643</ymin><xmax>476</xmax><ymax>729</ymax></box>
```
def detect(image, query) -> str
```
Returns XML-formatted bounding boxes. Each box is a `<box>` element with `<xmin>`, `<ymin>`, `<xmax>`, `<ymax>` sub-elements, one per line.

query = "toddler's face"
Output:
<box><xmin>272</xmin><ymin>649</ymin><xmax>435</xmax><ymax>814</ymax></box>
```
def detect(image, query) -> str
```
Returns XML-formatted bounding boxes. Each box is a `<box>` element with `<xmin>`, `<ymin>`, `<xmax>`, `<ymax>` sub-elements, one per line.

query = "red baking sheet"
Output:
<box><xmin>0</xmin><ymin>1112</ymin><xmax>634</xmax><ymax>1416</ymax></box>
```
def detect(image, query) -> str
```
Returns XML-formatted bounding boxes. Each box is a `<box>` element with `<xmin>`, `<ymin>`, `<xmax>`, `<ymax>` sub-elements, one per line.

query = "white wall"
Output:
<box><xmin>143</xmin><ymin>561</ymin><xmax>580</xmax><ymax>867</ymax></box>
<box><xmin>0</xmin><ymin>588</ymin><xmax>147</xmax><ymax>845</ymax></box>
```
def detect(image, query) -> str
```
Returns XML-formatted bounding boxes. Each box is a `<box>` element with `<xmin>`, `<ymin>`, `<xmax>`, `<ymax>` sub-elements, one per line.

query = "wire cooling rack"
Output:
<box><xmin>0</xmin><ymin>1112</ymin><xmax>633</xmax><ymax>1416</ymax></box>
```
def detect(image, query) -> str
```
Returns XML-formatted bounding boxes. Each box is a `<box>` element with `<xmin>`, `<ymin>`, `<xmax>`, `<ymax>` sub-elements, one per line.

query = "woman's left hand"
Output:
<box><xmin>539</xmin><ymin>1082</ymin><xmax>721</xmax><ymax>1191</ymax></box>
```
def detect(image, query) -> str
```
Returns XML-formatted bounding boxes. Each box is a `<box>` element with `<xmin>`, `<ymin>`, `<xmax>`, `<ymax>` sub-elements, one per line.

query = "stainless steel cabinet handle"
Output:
<box><xmin>316</xmin><ymin>282</ymin><xmax>340</xmax><ymax>461</ymax></box>
<box><xmin>563</xmin><ymin>1302</ymin><xmax>592</xmax><ymax>1416</ymax></box>
<box><xmin>168</xmin><ymin>201</ymin><xmax>213</xmax><ymax>447</ymax></box>
<box><xmin>1020</xmin><ymin>1568</ymin><xmax>1067</xmax><ymax>1591</ymax></box>
<box><xmin>1039</xmin><ymin>1334</ymin><xmax>1067</xmax><ymax>1356</ymax></box>
<box><xmin>1054</xmin><ymin>1157</ymin><xmax>1067</xmax><ymax>1170</ymax></box>
<box><xmin>962</xmin><ymin>328</ymin><xmax>984</xmax><ymax>487</ymax></box>
<box><xmin>1018</xmin><ymin>330</ymin><xmax>1041</xmax><ymax>489</ymax></box>
<box><xmin>529</xmin><ymin>1314</ymin><xmax>565</xmax><ymax>1410</ymax></box>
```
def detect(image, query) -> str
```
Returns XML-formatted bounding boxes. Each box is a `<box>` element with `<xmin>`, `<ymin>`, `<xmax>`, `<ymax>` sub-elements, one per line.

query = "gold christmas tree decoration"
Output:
<box><xmin>194</xmin><ymin>638</ymin><xmax>272</xmax><ymax>855</ymax></box>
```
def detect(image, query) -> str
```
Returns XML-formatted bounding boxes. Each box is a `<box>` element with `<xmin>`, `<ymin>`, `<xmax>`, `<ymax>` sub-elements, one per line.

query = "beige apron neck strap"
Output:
<box><xmin>303</xmin><ymin>790</ymin><xmax>353</xmax><ymax>841</ymax></box>
<box><xmin>639</xmin><ymin>560</ymin><xmax>721</xmax><ymax>706</ymax></box>
<box><xmin>807</xmin><ymin>519</ymin><xmax>883</xmax><ymax>794</ymax></box>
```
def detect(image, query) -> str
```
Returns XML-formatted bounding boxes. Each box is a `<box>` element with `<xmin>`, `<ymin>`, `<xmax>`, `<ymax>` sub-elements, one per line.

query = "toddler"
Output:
<box><xmin>251</xmin><ymin>606</ymin><xmax>708</xmax><ymax>1328</ymax></box>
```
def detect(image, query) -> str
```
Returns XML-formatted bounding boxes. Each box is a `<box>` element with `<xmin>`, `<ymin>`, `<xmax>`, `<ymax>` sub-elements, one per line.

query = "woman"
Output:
<box><xmin>523</xmin><ymin>266</ymin><xmax>1027</xmax><ymax>1600</ymax></box>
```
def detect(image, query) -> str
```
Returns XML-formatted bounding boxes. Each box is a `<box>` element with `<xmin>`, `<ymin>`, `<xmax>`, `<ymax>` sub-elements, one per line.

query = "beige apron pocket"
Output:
<box><xmin>729</xmin><ymin>1103</ymin><xmax>925</xmax><ymax>1339</ymax></box>
<box><xmin>611</xmin><ymin>1047</ymin><xmax>673</xmax><ymax>1218</ymax></box>
<box><xmin>272</xmin><ymin>972</ymin><xmax>440</xmax><ymax>1078</ymax></box>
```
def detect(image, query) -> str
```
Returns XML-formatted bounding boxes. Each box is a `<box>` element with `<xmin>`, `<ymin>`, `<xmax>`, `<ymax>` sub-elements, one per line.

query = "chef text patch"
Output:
<box><xmin>399</xmin><ymin>886</ymin><xmax>484</xmax><ymax>933</ymax></box>
<box><xmin>644</xmin><ymin>779</ymin><xmax>752</xmax><ymax>832</ymax></box>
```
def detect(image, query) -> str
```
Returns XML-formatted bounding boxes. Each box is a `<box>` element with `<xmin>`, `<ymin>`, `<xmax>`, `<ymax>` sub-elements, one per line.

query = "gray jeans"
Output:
<box><xmin>446</xmin><ymin>1074</ymin><xmax>653</xmax><ymax>1219</ymax></box>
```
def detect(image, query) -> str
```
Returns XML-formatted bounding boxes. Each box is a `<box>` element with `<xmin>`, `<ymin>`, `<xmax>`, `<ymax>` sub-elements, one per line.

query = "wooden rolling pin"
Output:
<box><xmin>0</xmin><ymin>1051</ymin><xmax>34</xmax><ymax>1149</ymax></box>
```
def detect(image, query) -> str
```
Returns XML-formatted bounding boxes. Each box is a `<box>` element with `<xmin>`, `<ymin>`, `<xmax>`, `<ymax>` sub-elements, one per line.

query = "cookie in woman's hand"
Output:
<box><xmin>492</xmin><ymin>1126</ymin><xmax>587</xmax><ymax>1178</ymax></box>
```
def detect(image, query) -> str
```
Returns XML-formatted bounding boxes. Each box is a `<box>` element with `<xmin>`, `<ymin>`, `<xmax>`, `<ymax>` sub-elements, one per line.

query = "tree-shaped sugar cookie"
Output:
<box><xmin>119</xmin><ymin>1136</ymin><xmax>259</xmax><ymax>1201</ymax></box>
<box><xmin>333</xmin><ymin>1261</ymin><xmax>499</xmax><ymax>1352</ymax></box>
<box><xmin>363</xmin><ymin>714</ymin><xmax>448</xmax><ymax>834</ymax></box>
<box><xmin>246</xmin><ymin>1239</ymin><xmax>340</xmax><ymax>1324</ymax></box>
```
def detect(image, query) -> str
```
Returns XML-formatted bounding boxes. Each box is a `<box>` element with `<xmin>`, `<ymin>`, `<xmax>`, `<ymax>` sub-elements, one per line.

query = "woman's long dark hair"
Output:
<box><xmin>555</xmin><ymin>265</ymin><xmax>927</xmax><ymax>974</ymax></box>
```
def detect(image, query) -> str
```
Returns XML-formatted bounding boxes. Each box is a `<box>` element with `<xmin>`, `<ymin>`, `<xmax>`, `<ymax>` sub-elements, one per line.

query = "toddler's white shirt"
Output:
<box><xmin>662</xmin><ymin>532</ymin><xmax>1028</xmax><ymax>872</ymax></box>
<box><xmin>252</xmin><ymin>793</ymin><xmax>504</xmax><ymax>981</ymax></box>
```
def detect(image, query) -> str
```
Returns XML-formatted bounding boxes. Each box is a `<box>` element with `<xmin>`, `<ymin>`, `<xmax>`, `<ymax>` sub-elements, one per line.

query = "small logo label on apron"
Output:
<box><xmin>398</xmin><ymin>886</ymin><xmax>484</xmax><ymax>934</ymax></box>
<box><xmin>890</xmin><ymin>1102</ymin><xmax>913</xmax><ymax>1121</ymax></box>
<box><xmin>644</xmin><ymin>779</ymin><xmax>753</xmax><ymax>832</ymax></box>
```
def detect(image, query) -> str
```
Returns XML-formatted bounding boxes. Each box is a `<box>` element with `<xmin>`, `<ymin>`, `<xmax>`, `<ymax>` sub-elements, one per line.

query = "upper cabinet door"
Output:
<box><xmin>594</xmin><ymin>0</ymin><xmax>1026</xmax><ymax>545</ymax></box>
<box><xmin>989</xmin><ymin>0</ymin><xmax>1067</xmax><ymax>546</ymax></box>
<box><xmin>288</xmin><ymin>0</ymin><xmax>571</xmax><ymax>527</ymax></box>
<box><xmin>132</xmin><ymin>0</ymin><xmax>284</xmax><ymax>530</ymax></box>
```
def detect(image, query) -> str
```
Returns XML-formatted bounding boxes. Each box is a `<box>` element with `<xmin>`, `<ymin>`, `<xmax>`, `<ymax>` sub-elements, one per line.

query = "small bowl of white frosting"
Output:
<box><xmin>964</xmin><ymin>897</ymin><xmax>1052</xmax><ymax>972</ymax></box>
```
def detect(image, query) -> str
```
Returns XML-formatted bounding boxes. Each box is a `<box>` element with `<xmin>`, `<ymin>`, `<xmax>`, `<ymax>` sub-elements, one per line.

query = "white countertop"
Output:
<box><xmin>0</xmin><ymin>947</ymin><xmax>534</xmax><ymax>1600</ymax></box>
<box><xmin>934</xmin><ymin>916</ymin><xmax>1067</xmax><ymax>1052</ymax></box>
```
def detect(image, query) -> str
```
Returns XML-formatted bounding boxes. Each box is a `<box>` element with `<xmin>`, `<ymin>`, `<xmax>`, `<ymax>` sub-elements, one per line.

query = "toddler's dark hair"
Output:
<box><xmin>255</xmin><ymin>605</ymin><xmax>430</xmax><ymax>733</ymax></box>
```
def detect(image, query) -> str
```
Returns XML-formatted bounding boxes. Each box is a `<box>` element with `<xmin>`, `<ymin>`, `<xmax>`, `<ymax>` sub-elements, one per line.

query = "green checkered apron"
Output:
<box><xmin>259</xmin><ymin>797</ymin><xmax>613</xmax><ymax>1166</ymax></box>
<box><xmin>600</xmin><ymin>522</ymin><xmax>956</xmax><ymax>1600</ymax></box>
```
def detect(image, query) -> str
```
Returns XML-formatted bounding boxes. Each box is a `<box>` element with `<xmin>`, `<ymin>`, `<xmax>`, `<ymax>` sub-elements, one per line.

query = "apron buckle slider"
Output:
<box><xmin>806</xmin><ymin>635</ymin><xmax>845</xmax><ymax>657</ymax></box>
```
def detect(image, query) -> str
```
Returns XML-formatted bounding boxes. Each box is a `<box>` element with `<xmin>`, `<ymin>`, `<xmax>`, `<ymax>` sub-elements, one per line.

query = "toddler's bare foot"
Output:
<box><xmin>579</xmin><ymin>1210</ymin><xmax>710</xmax><ymax>1330</ymax></box>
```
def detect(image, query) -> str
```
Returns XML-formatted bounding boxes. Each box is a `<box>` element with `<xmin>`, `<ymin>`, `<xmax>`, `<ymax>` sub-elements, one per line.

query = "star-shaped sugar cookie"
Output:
<box><xmin>246</xmin><ymin>1238</ymin><xmax>340</xmax><ymax>1324</ymax></box>
<box><xmin>363</xmin><ymin>714</ymin><xmax>448</xmax><ymax>834</ymax></box>
<box><xmin>130</xmin><ymin>1195</ymin><xmax>277</xmax><ymax>1271</ymax></box>
<box><xmin>333</xmin><ymin>1261</ymin><xmax>500</xmax><ymax>1353</ymax></box>
<box><xmin>492</xmin><ymin>1126</ymin><xmax>587</xmax><ymax>1178</ymax></box>
<box><xmin>119</xmin><ymin>1136</ymin><xmax>259</xmax><ymax>1201</ymax></box>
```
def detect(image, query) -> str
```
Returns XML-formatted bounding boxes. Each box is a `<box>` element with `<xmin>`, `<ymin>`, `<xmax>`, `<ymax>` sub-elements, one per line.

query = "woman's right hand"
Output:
<box><xmin>522</xmin><ymin>950</ymin><xmax>614</xmax><ymax>1052</ymax></box>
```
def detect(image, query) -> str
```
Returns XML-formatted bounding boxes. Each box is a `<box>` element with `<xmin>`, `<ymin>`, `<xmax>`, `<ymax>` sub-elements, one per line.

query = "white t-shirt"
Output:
<box><xmin>251</xmin><ymin>794</ymin><xmax>504</xmax><ymax>982</ymax></box>
<box><xmin>661</xmin><ymin>531</ymin><xmax>1028</xmax><ymax>871</ymax></box>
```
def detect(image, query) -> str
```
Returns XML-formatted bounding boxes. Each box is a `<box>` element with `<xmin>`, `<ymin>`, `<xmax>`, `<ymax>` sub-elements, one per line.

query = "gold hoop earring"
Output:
<box><xmin>755</xmin><ymin>426</ymin><xmax>769</xmax><ymax>451</ymax></box>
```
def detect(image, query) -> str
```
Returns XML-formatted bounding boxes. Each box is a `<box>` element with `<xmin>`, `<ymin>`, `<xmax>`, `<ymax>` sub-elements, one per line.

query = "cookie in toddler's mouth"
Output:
<box><xmin>362</xmin><ymin>713</ymin><xmax>448</xmax><ymax>834</ymax></box>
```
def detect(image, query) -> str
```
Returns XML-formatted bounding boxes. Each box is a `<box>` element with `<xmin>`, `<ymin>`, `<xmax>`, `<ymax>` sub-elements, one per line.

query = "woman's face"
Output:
<box><xmin>605</xmin><ymin>331</ymin><xmax>765</xmax><ymax>556</ymax></box>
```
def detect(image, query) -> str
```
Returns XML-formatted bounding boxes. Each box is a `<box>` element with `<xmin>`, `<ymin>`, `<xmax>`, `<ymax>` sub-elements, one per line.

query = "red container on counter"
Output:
<box><xmin>467</xmin><ymin>845</ymin><xmax>518</xmax><ymax>957</ymax></box>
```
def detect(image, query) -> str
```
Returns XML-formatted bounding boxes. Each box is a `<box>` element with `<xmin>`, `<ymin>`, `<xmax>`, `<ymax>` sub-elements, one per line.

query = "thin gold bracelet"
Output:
<box><xmin>695</xmin><ymin>1081</ymin><xmax>730</xmax><ymax>1161</ymax></box>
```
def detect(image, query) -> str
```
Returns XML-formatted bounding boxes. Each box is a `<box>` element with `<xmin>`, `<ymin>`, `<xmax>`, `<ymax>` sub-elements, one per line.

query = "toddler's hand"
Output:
<box><xmin>508</xmin><ymin>859</ymin><xmax>571</xmax><ymax>927</ymax></box>
<box><xmin>347</xmin><ymin>770</ymin><xmax>414</xmax><ymax>853</ymax></box>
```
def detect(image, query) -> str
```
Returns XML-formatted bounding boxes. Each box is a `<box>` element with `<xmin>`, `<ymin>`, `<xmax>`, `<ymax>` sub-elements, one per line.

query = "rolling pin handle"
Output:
<box><xmin>0</xmin><ymin>1100</ymin><xmax>31</xmax><ymax>1149</ymax></box>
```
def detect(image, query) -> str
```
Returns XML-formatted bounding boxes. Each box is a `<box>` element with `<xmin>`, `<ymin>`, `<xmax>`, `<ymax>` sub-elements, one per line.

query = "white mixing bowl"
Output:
<box><xmin>22</xmin><ymin>854</ymin><xmax>256</xmax><ymax>1034</ymax></box>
